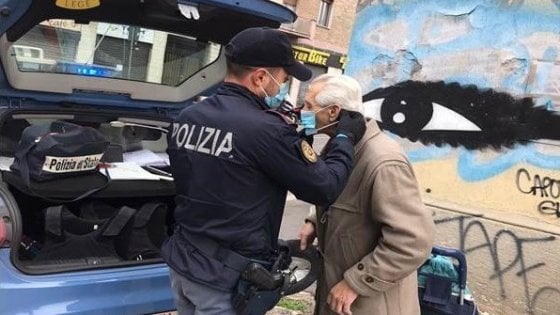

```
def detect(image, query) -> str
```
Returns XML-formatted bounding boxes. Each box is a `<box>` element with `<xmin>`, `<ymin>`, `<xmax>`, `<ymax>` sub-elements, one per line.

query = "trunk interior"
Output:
<box><xmin>0</xmin><ymin>107</ymin><xmax>176</xmax><ymax>273</ymax></box>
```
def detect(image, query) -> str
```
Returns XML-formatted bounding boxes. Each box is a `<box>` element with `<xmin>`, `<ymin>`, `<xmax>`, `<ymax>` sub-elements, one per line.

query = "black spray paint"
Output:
<box><xmin>516</xmin><ymin>168</ymin><xmax>560</xmax><ymax>218</ymax></box>
<box><xmin>435</xmin><ymin>215</ymin><xmax>558</xmax><ymax>314</ymax></box>
<box><xmin>363</xmin><ymin>81</ymin><xmax>560</xmax><ymax>149</ymax></box>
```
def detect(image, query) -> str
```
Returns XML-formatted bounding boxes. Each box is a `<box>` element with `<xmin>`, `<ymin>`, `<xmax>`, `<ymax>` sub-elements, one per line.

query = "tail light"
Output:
<box><xmin>0</xmin><ymin>192</ymin><xmax>14</xmax><ymax>248</ymax></box>
<box><xmin>0</xmin><ymin>217</ymin><xmax>5</xmax><ymax>246</ymax></box>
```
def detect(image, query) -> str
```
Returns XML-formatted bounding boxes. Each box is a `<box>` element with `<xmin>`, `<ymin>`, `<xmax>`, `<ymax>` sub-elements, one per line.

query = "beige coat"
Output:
<box><xmin>310</xmin><ymin>120</ymin><xmax>434</xmax><ymax>315</ymax></box>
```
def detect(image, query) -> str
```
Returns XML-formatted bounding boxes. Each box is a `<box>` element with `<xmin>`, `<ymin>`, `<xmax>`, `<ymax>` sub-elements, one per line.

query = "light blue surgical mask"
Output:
<box><xmin>261</xmin><ymin>71</ymin><xmax>289</xmax><ymax>108</ymax></box>
<box><xmin>300</xmin><ymin>109</ymin><xmax>317</xmax><ymax>135</ymax></box>
<box><xmin>299</xmin><ymin>106</ymin><xmax>337</xmax><ymax>135</ymax></box>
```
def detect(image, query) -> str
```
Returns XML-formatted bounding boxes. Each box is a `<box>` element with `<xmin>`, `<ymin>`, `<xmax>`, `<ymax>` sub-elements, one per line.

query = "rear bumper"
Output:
<box><xmin>0</xmin><ymin>249</ymin><xmax>175</xmax><ymax>314</ymax></box>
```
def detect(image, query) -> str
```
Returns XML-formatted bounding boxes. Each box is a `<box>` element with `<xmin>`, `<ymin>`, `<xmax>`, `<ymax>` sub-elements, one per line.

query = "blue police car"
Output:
<box><xmin>0</xmin><ymin>0</ymin><xmax>297</xmax><ymax>313</ymax></box>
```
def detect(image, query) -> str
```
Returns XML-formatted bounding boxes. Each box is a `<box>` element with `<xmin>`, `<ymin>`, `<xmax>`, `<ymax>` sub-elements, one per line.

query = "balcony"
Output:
<box><xmin>280</xmin><ymin>17</ymin><xmax>315</xmax><ymax>39</ymax></box>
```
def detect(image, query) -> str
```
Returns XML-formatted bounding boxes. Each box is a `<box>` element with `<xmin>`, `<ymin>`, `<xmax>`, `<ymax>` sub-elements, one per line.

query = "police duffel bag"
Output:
<box><xmin>10</xmin><ymin>121</ymin><xmax>110</xmax><ymax>200</ymax></box>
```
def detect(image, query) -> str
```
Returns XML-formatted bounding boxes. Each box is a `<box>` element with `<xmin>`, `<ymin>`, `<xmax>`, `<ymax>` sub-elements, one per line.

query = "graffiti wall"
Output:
<box><xmin>432</xmin><ymin>209</ymin><xmax>560</xmax><ymax>315</ymax></box>
<box><xmin>348</xmin><ymin>0</ymin><xmax>560</xmax><ymax>225</ymax></box>
<box><xmin>347</xmin><ymin>1</ymin><xmax>560</xmax><ymax>314</ymax></box>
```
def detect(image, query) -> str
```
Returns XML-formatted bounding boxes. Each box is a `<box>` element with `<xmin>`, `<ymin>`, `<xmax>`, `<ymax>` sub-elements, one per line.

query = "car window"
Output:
<box><xmin>11</xmin><ymin>19</ymin><xmax>221</xmax><ymax>87</ymax></box>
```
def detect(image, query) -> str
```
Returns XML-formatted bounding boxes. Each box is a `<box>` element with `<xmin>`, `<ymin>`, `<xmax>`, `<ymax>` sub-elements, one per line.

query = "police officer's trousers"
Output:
<box><xmin>169</xmin><ymin>268</ymin><xmax>236</xmax><ymax>315</ymax></box>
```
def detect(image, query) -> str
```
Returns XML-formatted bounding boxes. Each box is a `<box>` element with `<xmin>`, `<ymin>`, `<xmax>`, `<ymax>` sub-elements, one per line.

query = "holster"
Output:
<box><xmin>232</xmin><ymin>278</ymin><xmax>283</xmax><ymax>315</ymax></box>
<box><xmin>231</xmin><ymin>243</ymin><xmax>292</xmax><ymax>314</ymax></box>
<box><xmin>232</xmin><ymin>258</ymin><xmax>287</xmax><ymax>315</ymax></box>
<box><xmin>242</xmin><ymin>262</ymin><xmax>284</xmax><ymax>290</ymax></box>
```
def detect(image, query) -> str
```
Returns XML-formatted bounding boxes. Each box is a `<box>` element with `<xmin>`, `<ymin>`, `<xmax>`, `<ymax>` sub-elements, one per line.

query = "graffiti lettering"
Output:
<box><xmin>538</xmin><ymin>200</ymin><xmax>560</xmax><ymax>217</ymax></box>
<box><xmin>435</xmin><ymin>215</ymin><xmax>557</xmax><ymax>314</ymax></box>
<box><xmin>516</xmin><ymin>168</ymin><xmax>560</xmax><ymax>199</ymax></box>
<box><xmin>531</xmin><ymin>287</ymin><xmax>560</xmax><ymax>314</ymax></box>
<box><xmin>516</xmin><ymin>168</ymin><xmax>560</xmax><ymax>218</ymax></box>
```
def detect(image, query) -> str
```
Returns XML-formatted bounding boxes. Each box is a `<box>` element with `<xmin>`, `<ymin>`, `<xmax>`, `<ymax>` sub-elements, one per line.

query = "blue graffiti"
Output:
<box><xmin>348</xmin><ymin>1</ymin><xmax>560</xmax><ymax>92</ymax></box>
<box><xmin>529</xmin><ymin>47</ymin><xmax>559</xmax><ymax>97</ymax></box>
<box><xmin>399</xmin><ymin>140</ymin><xmax>560</xmax><ymax>182</ymax></box>
<box><xmin>350</xmin><ymin>0</ymin><xmax>560</xmax><ymax>176</ymax></box>
<box><xmin>458</xmin><ymin>144</ymin><xmax>560</xmax><ymax>181</ymax></box>
<box><xmin>500</xmin><ymin>57</ymin><xmax>529</xmax><ymax>93</ymax></box>
<box><xmin>385</xmin><ymin>132</ymin><xmax>454</xmax><ymax>162</ymax></box>
<box><xmin>401</xmin><ymin>142</ymin><xmax>560</xmax><ymax>182</ymax></box>
<box><xmin>407</xmin><ymin>145</ymin><xmax>453</xmax><ymax>162</ymax></box>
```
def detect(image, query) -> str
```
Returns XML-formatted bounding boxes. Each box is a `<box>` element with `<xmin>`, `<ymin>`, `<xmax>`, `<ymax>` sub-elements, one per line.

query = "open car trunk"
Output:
<box><xmin>0</xmin><ymin>0</ymin><xmax>297</xmax><ymax>275</ymax></box>
<box><xmin>0</xmin><ymin>108</ymin><xmax>176</xmax><ymax>273</ymax></box>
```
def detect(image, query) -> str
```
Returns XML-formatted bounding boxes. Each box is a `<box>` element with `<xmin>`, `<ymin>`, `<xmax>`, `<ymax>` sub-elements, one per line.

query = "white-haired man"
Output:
<box><xmin>298</xmin><ymin>74</ymin><xmax>435</xmax><ymax>315</ymax></box>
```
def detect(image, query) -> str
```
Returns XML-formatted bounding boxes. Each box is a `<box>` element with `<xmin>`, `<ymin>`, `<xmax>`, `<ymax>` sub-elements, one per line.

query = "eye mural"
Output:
<box><xmin>349</xmin><ymin>1</ymin><xmax>560</xmax><ymax>314</ymax></box>
<box><xmin>363</xmin><ymin>80</ymin><xmax>560</xmax><ymax>150</ymax></box>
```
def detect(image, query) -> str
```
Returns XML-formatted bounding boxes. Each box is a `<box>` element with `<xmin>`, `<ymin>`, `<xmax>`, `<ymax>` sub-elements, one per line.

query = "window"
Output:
<box><xmin>12</xmin><ymin>19</ymin><xmax>221</xmax><ymax>86</ymax></box>
<box><xmin>317</xmin><ymin>0</ymin><xmax>333</xmax><ymax>27</ymax></box>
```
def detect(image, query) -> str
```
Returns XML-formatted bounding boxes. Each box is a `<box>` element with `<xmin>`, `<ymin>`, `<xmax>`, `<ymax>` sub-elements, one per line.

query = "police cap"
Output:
<box><xmin>225</xmin><ymin>27</ymin><xmax>312</xmax><ymax>81</ymax></box>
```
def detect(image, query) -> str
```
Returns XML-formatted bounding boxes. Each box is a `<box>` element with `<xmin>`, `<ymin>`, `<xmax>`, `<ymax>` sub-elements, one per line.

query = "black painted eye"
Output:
<box><xmin>379</xmin><ymin>94</ymin><xmax>433</xmax><ymax>137</ymax></box>
<box><xmin>364</xmin><ymin>95</ymin><xmax>480</xmax><ymax>138</ymax></box>
<box><xmin>423</xmin><ymin>102</ymin><xmax>481</xmax><ymax>131</ymax></box>
<box><xmin>362</xmin><ymin>80</ymin><xmax>560</xmax><ymax>149</ymax></box>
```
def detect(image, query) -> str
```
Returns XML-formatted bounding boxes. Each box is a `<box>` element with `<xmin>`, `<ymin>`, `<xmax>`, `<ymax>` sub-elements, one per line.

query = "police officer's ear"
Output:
<box><xmin>251</xmin><ymin>68</ymin><xmax>269</xmax><ymax>88</ymax></box>
<box><xmin>328</xmin><ymin>104</ymin><xmax>342</xmax><ymax>122</ymax></box>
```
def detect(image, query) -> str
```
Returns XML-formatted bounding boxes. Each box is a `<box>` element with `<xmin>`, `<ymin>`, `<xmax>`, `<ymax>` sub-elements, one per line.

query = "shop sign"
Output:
<box><xmin>292</xmin><ymin>45</ymin><xmax>348</xmax><ymax>69</ymax></box>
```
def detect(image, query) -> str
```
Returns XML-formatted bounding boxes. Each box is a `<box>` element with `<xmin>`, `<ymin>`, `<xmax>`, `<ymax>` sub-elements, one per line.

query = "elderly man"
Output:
<box><xmin>298</xmin><ymin>74</ymin><xmax>434</xmax><ymax>315</ymax></box>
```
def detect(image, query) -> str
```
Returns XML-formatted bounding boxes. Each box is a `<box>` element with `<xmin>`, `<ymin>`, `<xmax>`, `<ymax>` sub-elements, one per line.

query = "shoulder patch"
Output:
<box><xmin>56</xmin><ymin>0</ymin><xmax>100</xmax><ymax>10</ymax></box>
<box><xmin>299</xmin><ymin>140</ymin><xmax>317</xmax><ymax>163</ymax></box>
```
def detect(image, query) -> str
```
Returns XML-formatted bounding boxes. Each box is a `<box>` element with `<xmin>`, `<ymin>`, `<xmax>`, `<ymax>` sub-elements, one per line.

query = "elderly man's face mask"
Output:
<box><xmin>300</xmin><ymin>105</ymin><xmax>339</xmax><ymax>135</ymax></box>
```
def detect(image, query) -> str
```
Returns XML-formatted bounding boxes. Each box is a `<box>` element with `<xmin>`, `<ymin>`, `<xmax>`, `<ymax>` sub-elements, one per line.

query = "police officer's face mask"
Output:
<box><xmin>261</xmin><ymin>71</ymin><xmax>289</xmax><ymax>108</ymax></box>
<box><xmin>300</xmin><ymin>106</ymin><xmax>338</xmax><ymax>136</ymax></box>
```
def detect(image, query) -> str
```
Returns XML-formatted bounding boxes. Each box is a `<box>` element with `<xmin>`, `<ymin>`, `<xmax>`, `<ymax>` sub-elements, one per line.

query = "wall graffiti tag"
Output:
<box><xmin>516</xmin><ymin>168</ymin><xmax>560</xmax><ymax>218</ymax></box>
<box><xmin>435</xmin><ymin>215</ymin><xmax>558</xmax><ymax>314</ymax></box>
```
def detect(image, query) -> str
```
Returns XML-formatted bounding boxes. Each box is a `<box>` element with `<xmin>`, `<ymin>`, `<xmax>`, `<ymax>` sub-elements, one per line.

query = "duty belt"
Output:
<box><xmin>179</xmin><ymin>228</ymin><xmax>255</xmax><ymax>272</ymax></box>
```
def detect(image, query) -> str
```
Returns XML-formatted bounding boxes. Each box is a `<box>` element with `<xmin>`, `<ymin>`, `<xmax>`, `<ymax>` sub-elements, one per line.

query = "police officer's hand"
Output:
<box><xmin>277</xmin><ymin>100</ymin><xmax>299</xmax><ymax>124</ymax></box>
<box><xmin>335</xmin><ymin>110</ymin><xmax>366</xmax><ymax>145</ymax></box>
<box><xmin>277</xmin><ymin>99</ymin><xmax>295</xmax><ymax>114</ymax></box>
<box><xmin>298</xmin><ymin>129</ymin><xmax>314</xmax><ymax>147</ymax></box>
<box><xmin>298</xmin><ymin>222</ymin><xmax>316</xmax><ymax>251</ymax></box>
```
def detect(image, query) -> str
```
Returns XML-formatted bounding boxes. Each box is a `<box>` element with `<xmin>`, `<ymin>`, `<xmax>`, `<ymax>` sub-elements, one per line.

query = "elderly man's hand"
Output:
<box><xmin>335</xmin><ymin>110</ymin><xmax>366</xmax><ymax>145</ymax></box>
<box><xmin>327</xmin><ymin>279</ymin><xmax>358</xmax><ymax>315</ymax></box>
<box><xmin>298</xmin><ymin>222</ymin><xmax>316</xmax><ymax>250</ymax></box>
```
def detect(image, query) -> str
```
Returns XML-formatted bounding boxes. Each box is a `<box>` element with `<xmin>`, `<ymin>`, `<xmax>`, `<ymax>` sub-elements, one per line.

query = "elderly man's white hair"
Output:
<box><xmin>311</xmin><ymin>74</ymin><xmax>364</xmax><ymax>114</ymax></box>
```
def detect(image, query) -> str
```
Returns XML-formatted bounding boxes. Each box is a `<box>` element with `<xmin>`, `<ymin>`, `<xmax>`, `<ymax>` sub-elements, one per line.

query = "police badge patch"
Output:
<box><xmin>299</xmin><ymin>140</ymin><xmax>317</xmax><ymax>163</ymax></box>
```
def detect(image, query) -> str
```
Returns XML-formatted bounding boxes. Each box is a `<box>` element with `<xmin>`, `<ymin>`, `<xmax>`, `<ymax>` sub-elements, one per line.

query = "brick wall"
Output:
<box><xmin>291</xmin><ymin>0</ymin><xmax>358</xmax><ymax>54</ymax></box>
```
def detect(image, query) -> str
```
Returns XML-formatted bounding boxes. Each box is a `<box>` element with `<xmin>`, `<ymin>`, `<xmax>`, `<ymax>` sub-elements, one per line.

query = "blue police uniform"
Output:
<box><xmin>162</xmin><ymin>83</ymin><xmax>354</xmax><ymax>292</ymax></box>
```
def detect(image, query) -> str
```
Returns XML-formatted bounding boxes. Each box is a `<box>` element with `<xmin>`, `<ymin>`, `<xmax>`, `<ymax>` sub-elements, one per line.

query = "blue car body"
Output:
<box><xmin>0</xmin><ymin>248</ymin><xmax>174</xmax><ymax>314</ymax></box>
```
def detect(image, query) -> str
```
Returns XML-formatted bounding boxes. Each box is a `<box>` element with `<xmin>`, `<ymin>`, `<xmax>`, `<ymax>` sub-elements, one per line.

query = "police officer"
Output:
<box><xmin>162</xmin><ymin>27</ymin><xmax>366</xmax><ymax>315</ymax></box>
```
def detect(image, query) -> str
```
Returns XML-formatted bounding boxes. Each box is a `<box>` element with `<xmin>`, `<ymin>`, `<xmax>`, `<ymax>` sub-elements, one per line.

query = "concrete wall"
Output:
<box><xmin>347</xmin><ymin>1</ymin><xmax>560</xmax><ymax>314</ymax></box>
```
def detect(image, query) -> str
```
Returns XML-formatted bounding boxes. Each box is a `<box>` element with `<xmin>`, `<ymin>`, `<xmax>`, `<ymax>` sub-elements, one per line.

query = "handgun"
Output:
<box><xmin>242</xmin><ymin>262</ymin><xmax>284</xmax><ymax>290</ymax></box>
